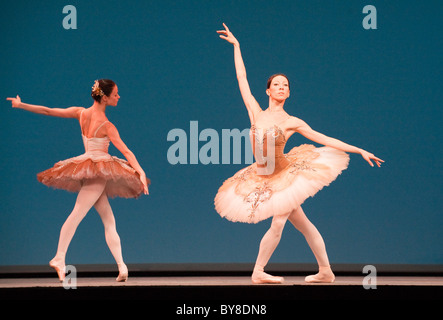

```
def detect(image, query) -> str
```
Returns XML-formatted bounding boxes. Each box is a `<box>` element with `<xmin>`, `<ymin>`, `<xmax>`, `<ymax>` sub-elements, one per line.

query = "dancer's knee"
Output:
<box><xmin>269</xmin><ymin>214</ymin><xmax>288</xmax><ymax>237</ymax></box>
<box><xmin>93</xmin><ymin>193</ymin><xmax>108</xmax><ymax>213</ymax></box>
<box><xmin>94</xmin><ymin>194</ymin><xmax>116</xmax><ymax>228</ymax></box>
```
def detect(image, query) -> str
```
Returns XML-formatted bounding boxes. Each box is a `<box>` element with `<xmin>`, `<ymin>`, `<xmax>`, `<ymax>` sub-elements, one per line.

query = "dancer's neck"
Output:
<box><xmin>268</xmin><ymin>99</ymin><xmax>285</xmax><ymax>112</ymax></box>
<box><xmin>91</xmin><ymin>101</ymin><xmax>107</xmax><ymax>113</ymax></box>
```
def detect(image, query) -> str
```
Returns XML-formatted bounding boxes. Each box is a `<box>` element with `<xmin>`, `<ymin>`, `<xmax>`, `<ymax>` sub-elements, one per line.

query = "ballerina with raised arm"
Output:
<box><xmin>7</xmin><ymin>79</ymin><xmax>150</xmax><ymax>282</ymax></box>
<box><xmin>214</xmin><ymin>23</ymin><xmax>383</xmax><ymax>284</ymax></box>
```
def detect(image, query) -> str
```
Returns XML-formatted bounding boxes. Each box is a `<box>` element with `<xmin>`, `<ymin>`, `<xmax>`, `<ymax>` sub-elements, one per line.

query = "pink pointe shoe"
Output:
<box><xmin>49</xmin><ymin>259</ymin><xmax>66</xmax><ymax>282</ymax></box>
<box><xmin>304</xmin><ymin>266</ymin><xmax>335</xmax><ymax>283</ymax></box>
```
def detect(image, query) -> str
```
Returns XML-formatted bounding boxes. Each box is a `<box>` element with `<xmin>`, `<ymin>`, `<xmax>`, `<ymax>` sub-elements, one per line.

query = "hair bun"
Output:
<box><xmin>91</xmin><ymin>80</ymin><xmax>105</xmax><ymax>97</ymax></box>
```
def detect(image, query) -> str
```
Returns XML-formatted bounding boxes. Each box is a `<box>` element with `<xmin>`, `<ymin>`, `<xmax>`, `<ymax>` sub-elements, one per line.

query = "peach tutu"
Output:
<box><xmin>214</xmin><ymin>124</ymin><xmax>349</xmax><ymax>223</ymax></box>
<box><xmin>37</xmin><ymin>133</ymin><xmax>148</xmax><ymax>199</ymax></box>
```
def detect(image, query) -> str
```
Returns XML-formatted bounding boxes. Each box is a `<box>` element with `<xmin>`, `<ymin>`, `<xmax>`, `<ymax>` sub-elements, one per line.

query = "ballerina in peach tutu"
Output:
<box><xmin>215</xmin><ymin>23</ymin><xmax>383</xmax><ymax>284</ymax></box>
<box><xmin>7</xmin><ymin>79</ymin><xmax>150</xmax><ymax>282</ymax></box>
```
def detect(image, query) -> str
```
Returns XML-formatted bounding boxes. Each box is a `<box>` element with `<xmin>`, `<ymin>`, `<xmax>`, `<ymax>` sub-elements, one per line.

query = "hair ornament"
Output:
<box><xmin>91</xmin><ymin>80</ymin><xmax>105</xmax><ymax>97</ymax></box>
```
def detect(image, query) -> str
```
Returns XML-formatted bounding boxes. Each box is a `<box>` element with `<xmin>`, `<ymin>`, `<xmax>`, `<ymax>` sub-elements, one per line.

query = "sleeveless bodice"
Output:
<box><xmin>250</xmin><ymin>122</ymin><xmax>290</xmax><ymax>176</ymax></box>
<box><xmin>82</xmin><ymin>135</ymin><xmax>110</xmax><ymax>155</ymax></box>
<box><xmin>80</xmin><ymin>109</ymin><xmax>110</xmax><ymax>156</ymax></box>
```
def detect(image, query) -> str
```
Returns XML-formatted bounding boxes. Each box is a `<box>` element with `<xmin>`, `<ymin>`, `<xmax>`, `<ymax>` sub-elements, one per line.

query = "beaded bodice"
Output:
<box><xmin>250</xmin><ymin>123</ymin><xmax>290</xmax><ymax>176</ymax></box>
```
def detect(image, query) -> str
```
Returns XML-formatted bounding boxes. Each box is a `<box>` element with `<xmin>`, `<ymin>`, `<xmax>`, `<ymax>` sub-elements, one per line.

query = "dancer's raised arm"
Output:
<box><xmin>217</xmin><ymin>23</ymin><xmax>262</xmax><ymax>124</ymax></box>
<box><xmin>7</xmin><ymin>95</ymin><xmax>83</xmax><ymax>119</ymax></box>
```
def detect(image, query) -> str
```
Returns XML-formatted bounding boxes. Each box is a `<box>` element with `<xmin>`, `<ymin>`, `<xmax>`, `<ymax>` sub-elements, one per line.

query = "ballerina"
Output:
<box><xmin>214</xmin><ymin>23</ymin><xmax>383</xmax><ymax>284</ymax></box>
<box><xmin>7</xmin><ymin>79</ymin><xmax>150</xmax><ymax>282</ymax></box>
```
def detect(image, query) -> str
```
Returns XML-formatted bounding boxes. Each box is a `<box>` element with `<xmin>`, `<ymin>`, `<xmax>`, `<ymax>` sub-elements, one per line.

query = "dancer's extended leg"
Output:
<box><xmin>49</xmin><ymin>178</ymin><xmax>106</xmax><ymax>281</ymax></box>
<box><xmin>252</xmin><ymin>213</ymin><xmax>290</xmax><ymax>284</ymax></box>
<box><xmin>288</xmin><ymin>206</ymin><xmax>335</xmax><ymax>283</ymax></box>
<box><xmin>94</xmin><ymin>191</ymin><xmax>128</xmax><ymax>282</ymax></box>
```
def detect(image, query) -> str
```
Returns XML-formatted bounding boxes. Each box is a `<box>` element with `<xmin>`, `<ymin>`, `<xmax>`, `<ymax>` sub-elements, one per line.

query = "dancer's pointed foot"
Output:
<box><xmin>305</xmin><ymin>265</ymin><xmax>335</xmax><ymax>283</ymax></box>
<box><xmin>251</xmin><ymin>270</ymin><xmax>284</xmax><ymax>284</ymax></box>
<box><xmin>49</xmin><ymin>258</ymin><xmax>66</xmax><ymax>282</ymax></box>
<box><xmin>116</xmin><ymin>263</ymin><xmax>128</xmax><ymax>282</ymax></box>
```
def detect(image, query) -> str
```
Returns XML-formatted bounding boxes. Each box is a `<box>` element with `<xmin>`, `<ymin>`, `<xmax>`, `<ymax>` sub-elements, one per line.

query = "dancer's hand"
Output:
<box><xmin>6</xmin><ymin>95</ymin><xmax>22</xmax><ymax>108</ymax></box>
<box><xmin>217</xmin><ymin>23</ymin><xmax>239</xmax><ymax>46</ymax></box>
<box><xmin>360</xmin><ymin>150</ymin><xmax>384</xmax><ymax>167</ymax></box>
<box><xmin>140</xmin><ymin>174</ymin><xmax>149</xmax><ymax>195</ymax></box>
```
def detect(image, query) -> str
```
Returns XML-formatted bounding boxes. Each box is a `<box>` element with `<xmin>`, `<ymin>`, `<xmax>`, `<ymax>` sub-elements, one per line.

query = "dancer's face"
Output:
<box><xmin>266</xmin><ymin>76</ymin><xmax>290</xmax><ymax>101</ymax></box>
<box><xmin>104</xmin><ymin>85</ymin><xmax>120</xmax><ymax>106</ymax></box>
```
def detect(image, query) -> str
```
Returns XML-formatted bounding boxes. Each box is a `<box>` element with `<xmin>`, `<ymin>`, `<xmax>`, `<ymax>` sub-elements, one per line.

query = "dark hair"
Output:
<box><xmin>91</xmin><ymin>79</ymin><xmax>116</xmax><ymax>102</ymax></box>
<box><xmin>266</xmin><ymin>74</ymin><xmax>290</xmax><ymax>89</ymax></box>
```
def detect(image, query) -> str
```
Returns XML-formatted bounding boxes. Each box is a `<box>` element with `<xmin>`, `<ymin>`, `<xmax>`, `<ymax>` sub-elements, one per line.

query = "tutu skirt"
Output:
<box><xmin>37</xmin><ymin>153</ymin><xmax>147</xmax><ymax>199</ymax></box>
<box><xmin>214</xmin><ymin>144</ymin><xmax>349</xmax><ymax>223</ymax></box>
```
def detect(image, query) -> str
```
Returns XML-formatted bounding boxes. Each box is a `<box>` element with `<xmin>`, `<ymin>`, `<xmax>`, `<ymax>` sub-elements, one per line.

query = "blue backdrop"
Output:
<box><xmin>1</xmin><ymin>0</ymin><xmax>442</xmax><ymax>267</ymax></box>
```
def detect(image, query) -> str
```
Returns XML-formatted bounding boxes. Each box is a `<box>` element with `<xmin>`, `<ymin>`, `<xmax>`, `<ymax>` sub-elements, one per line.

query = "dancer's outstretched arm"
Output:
<box><xmin>7</xmin><ymin>95</ymin><xmax>83</xmax><ymax>119</ymax></box>
<box><xmin>288</xmin><ymin>116</ymin><xmax>384</xmax><ymax>167</ymax></box>
<box><xmin>217</xmin><ymin>23</ymin><xmax>262</xmax><ymax>124</ymax></box>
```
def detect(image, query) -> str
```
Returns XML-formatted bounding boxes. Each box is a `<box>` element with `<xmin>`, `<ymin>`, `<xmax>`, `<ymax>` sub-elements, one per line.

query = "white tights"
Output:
<box><xmin>253</xmin><ymin>206</ymin><xmax>333</xmax><ymax>282</ymax></box>
<box><xmin>51</xmin><ymin>178</ymin><xmax>125</xmax><ymax>272</ymax></box>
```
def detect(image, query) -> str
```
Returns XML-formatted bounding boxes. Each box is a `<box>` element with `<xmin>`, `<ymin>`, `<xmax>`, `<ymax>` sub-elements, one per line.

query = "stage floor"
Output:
<box><xmin>1</xmin><ymin>275</ymin><xmax>442</xmax><ymax>288</ymax></box>
<box><xmin>1</xmin><ymin>275</ymin><xmax>442</xmax><ymax>302</ymax></box>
